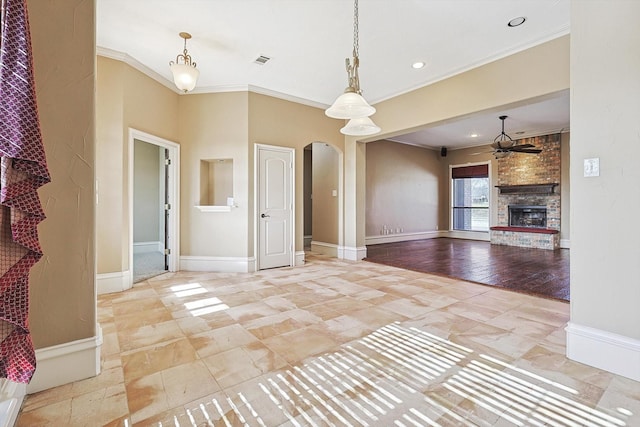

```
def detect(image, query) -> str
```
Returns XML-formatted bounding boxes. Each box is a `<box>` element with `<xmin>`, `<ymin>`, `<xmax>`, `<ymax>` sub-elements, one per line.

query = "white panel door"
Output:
<box><xmin>258</xmin><ymin>145</ymin><xmax>293</xmax><ymax>270</ymax></box>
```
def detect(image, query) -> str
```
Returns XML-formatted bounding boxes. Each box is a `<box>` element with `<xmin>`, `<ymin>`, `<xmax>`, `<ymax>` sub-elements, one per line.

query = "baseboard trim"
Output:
<box><xmin>365</xmin><ymin>231</ymin><xmax>441</xmax><ymax>245</ymax></box>
<box><xmin>96</xmin><ymin>270</ymin><xmax>131</xmax><ymax>295</ymax></box>
<box><xmin>342</xmin><ymin>246</ymin><xmax>366</xmax><ymax>261</ymax></box>
<box><xmin>295</xmin><ymin>251</ymin><xmax>305</xmax><ymax>266</ymax></box>
<box><xmin>310</xmin><ymin>241</ymin><xmax>338</xmax><ymax>257</ymax></box>
<box><xmin>133</xmin><ymin>241</ymin><xmax>163</xmax><ymax>254</ymax></box>
<box><xmin>0</xmin><ymin>380</ymin><xmax>26</xmax><ymax>427</ymax></box>
<box><xmin>27</xmin><ymin>325</ymin><xmax>103</xmax><ymax>394</ymax></box>
<box><xmin>560</xmin><ymin>239</ymin><xmax>570</xmax><ymax>249</ymax></box>
<box><xmin>566</xmin><ymin>322</ymin><xmax>640</xmax><ymax>381</ymax></box>
<box><xmin>180</xmin><ymin>256</ymin><xmax>255</xmax><ymax>273</ymax></box>
<box><xmin>445</xmin><ymin>230</ymin><xmax>491</xmax><ymax>241</ymax></box>
<box><xmin>303</xmin><ymin>235</ymin><xmax>312</xmax><ymax>248</ymax></box>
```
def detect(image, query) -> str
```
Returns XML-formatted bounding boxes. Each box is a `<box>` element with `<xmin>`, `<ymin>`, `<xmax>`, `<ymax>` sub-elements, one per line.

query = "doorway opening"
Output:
<box><xmin>129</xmin><ymin>129</ymin><xmax>180</xmax><ymax>285</ymax></box>
<box><xmin>303</xmin><ymin>142</ymin><xmax>343</xmax><ymax>258</ymax></box>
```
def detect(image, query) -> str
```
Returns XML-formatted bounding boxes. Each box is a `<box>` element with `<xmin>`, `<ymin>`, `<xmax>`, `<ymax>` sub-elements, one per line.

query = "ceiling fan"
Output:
<box><xmin>491</xmin><ymin>115</ymin><xmax>542</xmax><ymax>158</ymax></box>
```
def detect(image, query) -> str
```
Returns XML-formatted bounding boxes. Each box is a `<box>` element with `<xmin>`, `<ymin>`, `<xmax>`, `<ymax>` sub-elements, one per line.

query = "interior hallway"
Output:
<box><xmin>366</xmin><ymin>238</ymin><xmax>570</xmax><ymax>301</ymax></box>
<box><xmin>17</xmin><ymin>254</ymin><xmax>636</xmax><ymax>426</ymax></box>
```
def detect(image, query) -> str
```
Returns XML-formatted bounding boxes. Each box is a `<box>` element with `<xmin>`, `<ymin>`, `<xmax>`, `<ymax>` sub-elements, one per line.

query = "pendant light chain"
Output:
<box><xmin>325</xmin><ymin>0</ymin><xmax>379</xmax><ymax>135</ymax></box>
<box><xmin>347</xmin><ymin>0</ymin><xmax>362</xmax><ymax>95</ymax></box>
<box><xmin>353</xmin><ymin>0</ymin><xmax>359</xmax><ymax>59</ymax></box>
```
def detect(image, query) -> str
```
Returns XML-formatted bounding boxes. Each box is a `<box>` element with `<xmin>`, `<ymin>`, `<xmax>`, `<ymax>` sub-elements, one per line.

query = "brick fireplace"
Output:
<box><xmin>490</xmin><ymin>134</ymin><xmax>561</xmax><ymax>250</ymax></box>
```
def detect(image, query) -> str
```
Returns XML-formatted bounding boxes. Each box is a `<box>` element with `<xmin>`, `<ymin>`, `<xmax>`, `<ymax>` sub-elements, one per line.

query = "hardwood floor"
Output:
<box><xmin>365</xmin><ymin>238</ymin><xmax>570</xmax><ymax>301</ymax></box>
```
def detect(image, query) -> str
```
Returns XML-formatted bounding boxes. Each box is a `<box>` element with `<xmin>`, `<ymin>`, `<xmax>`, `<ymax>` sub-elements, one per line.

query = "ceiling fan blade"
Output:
<box><xmin>491</xmin><ymin>141</ymin><xmax>515</xmax><ymax>150</ymax></box>
<box><xmin>511</xmin><ymin>143</ymin><xmax>535</xmax><ymax>149</ymax></box>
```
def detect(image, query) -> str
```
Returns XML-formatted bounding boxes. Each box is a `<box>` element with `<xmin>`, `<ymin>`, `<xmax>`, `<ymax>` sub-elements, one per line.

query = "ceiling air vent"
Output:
<box><xmin>254</xmin><ymin>55</ymin><xmax>271</xmax><ymax>65</ymax></box>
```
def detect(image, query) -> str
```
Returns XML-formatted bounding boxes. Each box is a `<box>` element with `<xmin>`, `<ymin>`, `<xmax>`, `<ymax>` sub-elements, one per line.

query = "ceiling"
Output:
<box><xmin>96</xmin><ymin>0</ymin><xmax>570</xmax><ymax>150</ymax></box>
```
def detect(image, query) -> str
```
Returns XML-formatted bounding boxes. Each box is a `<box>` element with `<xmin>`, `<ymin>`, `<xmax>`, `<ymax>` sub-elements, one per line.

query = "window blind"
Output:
<box><xmin>451</xmin><ymin>164</ymin><xmax>488</xmax><ymax>179</ymax></box>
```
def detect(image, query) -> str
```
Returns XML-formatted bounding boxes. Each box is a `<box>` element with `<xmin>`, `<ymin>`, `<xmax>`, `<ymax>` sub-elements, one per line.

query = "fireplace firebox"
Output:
<box><xmin>508</xmin><ymin>205</ymin><xmax>547</xmax><ymax>228</ymax></box>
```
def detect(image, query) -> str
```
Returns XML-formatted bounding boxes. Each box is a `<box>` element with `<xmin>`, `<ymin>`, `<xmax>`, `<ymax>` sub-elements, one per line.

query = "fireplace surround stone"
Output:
<box><xmin>491</xmin><ymin>134</ymin><xmax>561</xmax><ymax>250</ymax></box>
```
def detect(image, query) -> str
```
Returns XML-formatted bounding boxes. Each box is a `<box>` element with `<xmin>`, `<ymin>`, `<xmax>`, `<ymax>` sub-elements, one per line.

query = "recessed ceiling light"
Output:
<box><xmin>412</xmin><ymin>61</ymin><xmax>425</xmax><ymax>69</ymax></box>
<box><xmin>508</xmin><ymin>17</ymin><xmax>526</xmax><ymax>27</ymax></box>
<box><xmin>470</xmin><ymin>133</ymin><xmax>478</xmax><ymax>138</ymax></box>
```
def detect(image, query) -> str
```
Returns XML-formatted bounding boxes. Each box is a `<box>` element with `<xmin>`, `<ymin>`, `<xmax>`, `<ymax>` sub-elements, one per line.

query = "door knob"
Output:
<box><xmin>261</xmin><ymin>213</ymin><xmax>270</xmax><ymax>218</ymax></box>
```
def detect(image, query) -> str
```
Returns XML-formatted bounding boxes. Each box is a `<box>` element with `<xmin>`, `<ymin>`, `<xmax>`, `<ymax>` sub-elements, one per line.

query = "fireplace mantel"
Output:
<box><xmin>496</xmin><ymin>183</ymin><xmax>558</xmax><ymax>195</ymax></box>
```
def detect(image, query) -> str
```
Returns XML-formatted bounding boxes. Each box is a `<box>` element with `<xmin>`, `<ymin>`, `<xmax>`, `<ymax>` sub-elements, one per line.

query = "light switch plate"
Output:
<box><xmin>584</xmin><ymin>158</ymin><xmax>600</xmax><ymax>177</ymax></box>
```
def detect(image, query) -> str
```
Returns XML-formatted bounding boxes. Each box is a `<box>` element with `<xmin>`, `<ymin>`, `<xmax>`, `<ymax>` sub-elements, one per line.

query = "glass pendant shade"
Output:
<box><xmin>325</xmin><ymin>90</ymin><xmax>376</xmax><ymax>119</ymax></box>
<box><xmin>494</xmin><ymin>151</ymin><xmax>511</xmax><ymax>159</ymax></box>
<box><xmin>340</xmin><ymin>116</ymin><xmax>381</xmax><ymax>136</ymax></box>
<box><xmin>170</xmin><ymin>63</ymin><xmax>200</xmax><ymax>93</ymax></box>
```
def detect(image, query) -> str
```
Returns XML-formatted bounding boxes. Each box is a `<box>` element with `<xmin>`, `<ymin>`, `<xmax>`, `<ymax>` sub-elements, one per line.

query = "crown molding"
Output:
<box><xmin>97</xmin><ymin>46</ymin><xmax>179</xmax><ymax>93</ymax></box>
<box><xmin>246</xmin><ymin>85</ymin><xmax>329</xmax><ymax>109</ymax></box>
<box><xmin>96</xmin><ymin>46</ymin><xmax>329</xmax><ymax>109</ymax></box>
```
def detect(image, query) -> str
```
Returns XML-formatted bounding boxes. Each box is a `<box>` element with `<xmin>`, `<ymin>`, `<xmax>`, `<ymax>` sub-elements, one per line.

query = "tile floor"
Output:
<box><xmin>16</xmin><ymin>253</ymin><xmax>640</xmax><ymax>426</ymax></box>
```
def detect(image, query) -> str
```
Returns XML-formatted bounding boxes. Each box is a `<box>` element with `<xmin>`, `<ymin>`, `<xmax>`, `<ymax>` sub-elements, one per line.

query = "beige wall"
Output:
<box><xmin>366</xmin><ymin>141</ymin><xmax>441</xmax><ymax>236</ymax></box>
<box><xmin>178</xmin><ymin>92</ymin><xmax>249</xmax><ymax>257</ymax></box>
<box><xmin>248</xmin><ymin>93</ymin><xmax>343</xmax><ymax>253</ymax></box>
<box><xmin>96</xmin><ymin>57</ymin><xmax>125</xmax><ymax>274</ymax></box>
<box><xmin>98</xmin><ymin>77</ymin><xmax>342</xmax><ymax>262</ymax></box>
<box><xmin>570</xmin><ymin>1</ymin><xmax>640</xmax><ymax>339</ymax></box>
<box><xmin>96</xmin><ymin>56</ymin><xmax>178</xmax><ymax>273</ymax></box>
<box><xmin>28</xmin><ymin>0</ymin><xmax>96</xmax><ymax>348</ymax></box>
<box><xmin>311</xmin><ymin>142</ymin><xmax>339</xmax><ymax>245</ymax></box>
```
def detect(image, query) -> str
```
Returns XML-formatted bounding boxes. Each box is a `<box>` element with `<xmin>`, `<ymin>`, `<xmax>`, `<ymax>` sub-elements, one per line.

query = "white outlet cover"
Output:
<box><xmin>584</xmin><ymin>158</ymin><xmax>600</xmax><ymax>177</ymax></box>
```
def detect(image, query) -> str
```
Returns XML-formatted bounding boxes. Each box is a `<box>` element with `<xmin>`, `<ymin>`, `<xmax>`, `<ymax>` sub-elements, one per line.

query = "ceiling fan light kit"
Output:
<box><xmin>169</xmin><ymin>32</ymin><xmax>200</xmax><ymax>93</ymax></box>
<box><xmin>325</xmin><ymin>0</ymin><xmax>380</xmax><ymax>136</ymax></box>
<box><xmin>492</xmin><ymin>115</ymin><xmax>542</xmax><ymax>158</ymax></box>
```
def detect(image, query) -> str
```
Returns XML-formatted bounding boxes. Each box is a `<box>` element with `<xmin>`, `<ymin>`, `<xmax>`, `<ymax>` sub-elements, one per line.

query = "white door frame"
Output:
<box><xmin>254</xmin><ymin>143</ymin><xmax>295</xmax><ymax>270</ymax></box>
<box><xmin>128</xmin><ymin>128</ymin><xmax>180</xmax><ymax>286</ymax></box>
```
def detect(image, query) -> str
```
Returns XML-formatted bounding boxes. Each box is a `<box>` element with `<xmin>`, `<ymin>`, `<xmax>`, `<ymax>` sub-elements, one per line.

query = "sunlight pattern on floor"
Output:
<box><xmin>152</xmin><ymin>323</ymin><xmax>630</xmax><ymax>427</ymax></box>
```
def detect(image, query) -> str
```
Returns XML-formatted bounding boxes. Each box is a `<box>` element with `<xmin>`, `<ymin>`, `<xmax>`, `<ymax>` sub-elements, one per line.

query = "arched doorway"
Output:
<box><xmin>303</xmin><ymin>142</ymin><xmax>343</xmax><ymax>257</ymax></box>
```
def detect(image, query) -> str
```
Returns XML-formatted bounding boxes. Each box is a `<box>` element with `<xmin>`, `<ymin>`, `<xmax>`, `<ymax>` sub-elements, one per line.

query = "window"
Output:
<box><xmin>451</xmin><ymin>164</ymin><xmax>489</xmax><ymax>231</ymax></box>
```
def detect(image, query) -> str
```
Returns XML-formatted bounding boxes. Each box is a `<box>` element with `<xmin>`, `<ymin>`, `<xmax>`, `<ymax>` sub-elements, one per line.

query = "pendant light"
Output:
<box><xmin>325</xmin><ymin>0</ymin><xmax>380</xmax><ymax>136</ymax></box>
<box><xmin>340</xmin><ymin>116</ymin><xmax>381</xmax><ymax>136</ymax></box>
<box><xmin>169</xmin><ymin>32</ymin><xmax>199</xmax><ymax>93</ymax></box>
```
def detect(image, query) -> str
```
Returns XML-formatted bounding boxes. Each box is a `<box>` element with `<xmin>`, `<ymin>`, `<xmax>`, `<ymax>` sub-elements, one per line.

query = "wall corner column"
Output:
<box><xmin>343</xmin><ymin>136</ymin><xmax>367</xmax><ymax>260</ymax></box>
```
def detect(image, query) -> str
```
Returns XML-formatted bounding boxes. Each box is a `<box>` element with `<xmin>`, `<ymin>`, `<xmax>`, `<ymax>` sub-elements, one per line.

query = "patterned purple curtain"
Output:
<box><xmin>0</xmin><ymin>0</ymin><xmax>50</xmax><ymax>383</ymax></box>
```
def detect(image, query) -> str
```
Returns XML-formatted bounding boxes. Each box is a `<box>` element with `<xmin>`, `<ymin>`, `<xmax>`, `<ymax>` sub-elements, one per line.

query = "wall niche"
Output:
<box><xmin>196</xmin><ymin>158</ymin><xmax>234</xmax><ymax>212</ymax></box>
